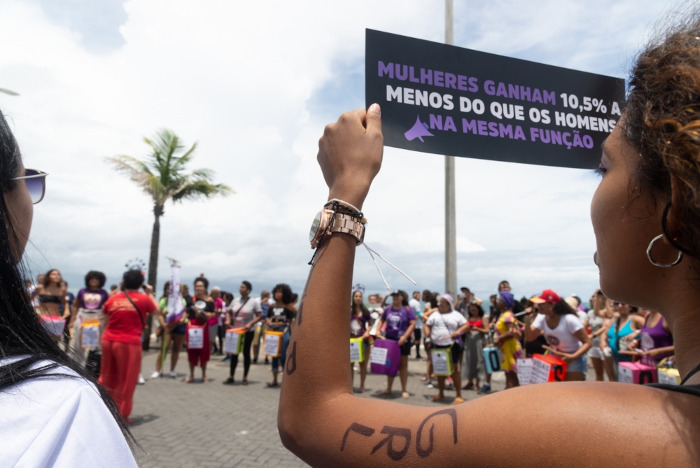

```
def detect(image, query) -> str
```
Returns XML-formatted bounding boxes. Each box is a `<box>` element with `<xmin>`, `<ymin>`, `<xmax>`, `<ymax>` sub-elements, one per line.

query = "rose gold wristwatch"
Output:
<box><xmin>309</xmin><ymin>209</ymin><xmax>365</xmax><ymax>249</ymax></box>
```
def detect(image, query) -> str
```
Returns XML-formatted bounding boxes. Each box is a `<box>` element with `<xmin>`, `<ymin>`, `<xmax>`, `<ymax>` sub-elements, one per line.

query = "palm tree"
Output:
<box><xmin>107</xmin><ymin>128</ymin><xmax>232</xmax><ymax>293</ymax></box>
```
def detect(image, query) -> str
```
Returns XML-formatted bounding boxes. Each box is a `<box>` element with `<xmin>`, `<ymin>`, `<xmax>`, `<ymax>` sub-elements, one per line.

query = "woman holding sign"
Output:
<box><xmin>525</xmin><ymin>289</ymin><xmax>592</xmax><ymax>381</ymax></box>
<box><xmin>350</xmin><ymin>289</ymin><xmax>372</xmax><ymax>393</ymax></box>
<box><xmin>68</xmin><ymin>270</ymin><xmax>109</xmax><ymax>366</ymax></box>
<box><xmin>279</xmin><ymin>12</ymin><xmax>700</xmax><ymax>465</ymax></box>
<box><xmin>185</xmin><ymin>276</ymin><xmax>215</xmax><ymax>383</ymax></box>
<box><xmin>266</xmin><ymin>283</ymin><xmax>294</xmax><ymax>388</ymax></box>
<box><xmin>424</xmin><ymin>294</ymin><xmax>469</xmax><ymax>404</ymax></box>
<box><xmin>224</xmin><ymin>281</ymin><xmax>262</xmax><ymax>385</ymax></box>
<box><xmin>151</xmin><ymin>281</ymin><xmax>187</xmax><ymax>378</ymax></box>
<box><xmin>462</xmin><ymin>302</ymin><xmax>488</xmax><ymax>391</ymax></box>
<box><xmin>100</xmin><ymin>269</ymin><xmax>158</xmax><ymax>422</ymax></box>
<box><xmin>493</xmin><ymin>290</ymin><xmax>522</xmax><ymax>389</ymax></box>
<box><xmin>375</xmin><ymin>290</ymin><xmax>416</xmax><ymax>398</ymax></box>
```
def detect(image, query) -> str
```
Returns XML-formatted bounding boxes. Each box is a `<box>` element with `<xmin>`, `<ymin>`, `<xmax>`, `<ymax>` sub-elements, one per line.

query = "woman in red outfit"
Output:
<box><xmin>185</xmin><ymin>276</ymin><xmax>215</xmax><ymax>383</ymax></box>
<box><xmin>99</xmin><ymin>270</ymin><xmax>159</xmax><ymax>422</ymax></box>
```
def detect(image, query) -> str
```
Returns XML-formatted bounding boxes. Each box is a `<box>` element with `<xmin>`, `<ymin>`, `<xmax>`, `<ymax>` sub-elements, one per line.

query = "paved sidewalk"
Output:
<box><xmin>130</xmin><ymin>345</ymin><xmax>583</xmax><ymax>467</ymax></box>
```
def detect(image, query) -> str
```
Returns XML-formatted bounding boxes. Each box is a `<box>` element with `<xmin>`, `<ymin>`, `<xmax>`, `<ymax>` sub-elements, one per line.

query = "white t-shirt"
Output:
<box><xmin>576</xmin><ymin>310</ymin><xmax>588</xmax><ymax>325</ymax></box>
<box><xmin>230</xmin><ymin>296</ymin><xmax>262</xmax><ymax>328</ymax></box>
<box><xmin>425</xmin><ymin>310</ymin><xmax>467</xmax><ymax>346</ymax></box>
<box><xmin>0</xmin><ymin>357</ymin><xmax>137</xmax><ymax>467</ymax></box>
<box><xmin>532</xmin><ymin>313</ymin><xmax>583</xmax><ymax>354</ymax></box>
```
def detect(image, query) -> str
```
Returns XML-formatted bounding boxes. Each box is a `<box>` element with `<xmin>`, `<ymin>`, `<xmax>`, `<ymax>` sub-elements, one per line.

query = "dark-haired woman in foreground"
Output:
<box><xmin>0</xmin><ymin>112</ymin><xmax>137</xmax><ymax>465</ymax></box>
<box><xmin>279</xmin><ymin>12</ymin><xmax>700</xmax><ymax>465</ymax></box>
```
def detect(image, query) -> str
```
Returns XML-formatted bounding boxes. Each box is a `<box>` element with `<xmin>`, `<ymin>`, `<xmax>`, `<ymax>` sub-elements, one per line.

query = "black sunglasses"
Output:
<box><xmin>11</xmin><ymin>169</ymin><xmax>48</xmax><ymax>204</ymax></box>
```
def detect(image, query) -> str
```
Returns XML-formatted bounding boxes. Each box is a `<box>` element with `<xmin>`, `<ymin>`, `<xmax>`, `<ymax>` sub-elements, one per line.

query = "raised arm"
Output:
<box><xmin>277</xmin><ymin>106</ymin><xmax>695</xmax><ymax>467</ymax></box>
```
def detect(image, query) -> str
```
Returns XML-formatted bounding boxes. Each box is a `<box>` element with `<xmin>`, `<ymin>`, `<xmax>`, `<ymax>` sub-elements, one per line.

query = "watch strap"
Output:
<box><xmin>328</xmin><ymin>212</ymin><xmax>365</xmax><ymax>245</ymax></box>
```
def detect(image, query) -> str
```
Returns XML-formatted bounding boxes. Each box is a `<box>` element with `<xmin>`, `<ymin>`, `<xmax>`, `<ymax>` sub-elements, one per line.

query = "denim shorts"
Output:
<box><xmin>566</xmin><ymin>354</ymin><xmax>587</xmax><ymax>373</ymax></box>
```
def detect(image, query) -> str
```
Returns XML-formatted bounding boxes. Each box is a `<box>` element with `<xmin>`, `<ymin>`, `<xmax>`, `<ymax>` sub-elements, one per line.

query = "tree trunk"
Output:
<box><xmin>143</xmin><ymin>204</ymin><xmax>163</xmax><ymax>351</ymax></box>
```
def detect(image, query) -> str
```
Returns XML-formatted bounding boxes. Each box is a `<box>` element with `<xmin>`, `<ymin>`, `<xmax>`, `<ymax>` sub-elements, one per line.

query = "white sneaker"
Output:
<box><xmin>169</xmin><ymin>370</ymin><xmax>177</xmax><ymax>378</ymax></box>
<box><xmin>150</xmin><ymin>371</ymin><xmax>161</xmax><ymax>379</ymax></box>
<box><xmin>138</xmin><ymin>373</ymin><xmax>146</xmax><ymax>385</ymax></box>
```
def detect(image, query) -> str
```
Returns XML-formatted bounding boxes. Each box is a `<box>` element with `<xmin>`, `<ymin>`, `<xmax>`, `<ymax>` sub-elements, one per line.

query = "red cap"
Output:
<box><xmin>531</xmin><ymin>289</ymin><xmax>561</xmax><ymax>304</ymax></box>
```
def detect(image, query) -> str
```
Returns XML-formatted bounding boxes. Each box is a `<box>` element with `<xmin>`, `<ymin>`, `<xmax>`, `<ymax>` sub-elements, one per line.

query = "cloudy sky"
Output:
<box><xmin>0</xmin><ymin>0</ymin><xmax>677</xmax><ymax>302</ymax></box>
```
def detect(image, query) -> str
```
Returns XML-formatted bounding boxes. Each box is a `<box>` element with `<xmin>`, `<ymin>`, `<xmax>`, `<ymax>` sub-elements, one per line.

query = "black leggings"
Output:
<box><xmin>230</xmin><ymin>330</ymin><xmax>255</xmax><ymax>378</ymax></box>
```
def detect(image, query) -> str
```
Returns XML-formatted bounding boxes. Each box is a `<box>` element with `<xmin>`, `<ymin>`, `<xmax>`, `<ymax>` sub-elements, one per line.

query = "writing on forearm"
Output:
<box><xmin>371</xmin><ymin>426</ymin><xmax>411</xmax><ymax>461</ymax></box>
<box><xmin>340</xmin><ymin>409</ymin><xmax>458</xmax><ymax>460</ymax></box>
<box><xmin>285</xmin><ymin>340</ymin><xmax>297</xmax><ymax>375</ymax></box>
<box><xmin>416</xmin><ymin>409</ymin><xmax>458</xmax><ymax>457</ymax></box>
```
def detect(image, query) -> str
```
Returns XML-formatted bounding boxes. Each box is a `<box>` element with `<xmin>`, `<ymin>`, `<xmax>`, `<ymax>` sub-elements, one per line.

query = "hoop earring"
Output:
<box><xmin>646</xmin><ymin>234</ymin><xmax>683</xmax><ymax>268</ymax></box>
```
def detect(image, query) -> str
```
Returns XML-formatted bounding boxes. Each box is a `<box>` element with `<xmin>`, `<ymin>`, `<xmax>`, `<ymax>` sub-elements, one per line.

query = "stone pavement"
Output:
<box><xmin>129</xmin><ymin>345</ymin><xmax>587</xmax><ymax>467</ymax></box>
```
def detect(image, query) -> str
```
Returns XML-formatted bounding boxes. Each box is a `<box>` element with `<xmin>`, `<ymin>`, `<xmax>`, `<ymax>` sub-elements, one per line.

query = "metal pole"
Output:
<box><xmin>445</xmin><ymin>0</ymin><xmax>457</xmax><ymax>298</ymax></box>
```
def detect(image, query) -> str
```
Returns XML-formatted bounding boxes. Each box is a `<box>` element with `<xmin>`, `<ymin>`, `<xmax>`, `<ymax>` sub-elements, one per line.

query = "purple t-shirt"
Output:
<box><xmin>640</xmin><ymin>315</ymin><xmax>673</xmax><ymax>366</ymax></box>
<box><xmin>76</xmin><ymin>288</ymin><xmax>109</xmax><ymax>310</ymax></box>
<box><xmin>381</xmin><ymin>306</ymin><xmax>416</xmax><ymax>340</ymax></box>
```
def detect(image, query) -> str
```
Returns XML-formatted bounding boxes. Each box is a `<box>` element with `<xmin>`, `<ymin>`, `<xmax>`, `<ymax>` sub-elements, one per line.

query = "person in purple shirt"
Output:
<box><xmin>374</xmin><ymin>290</ymin><xmax>416</xmax><ymax>399</ymax></box>
<box><xmin>631</xmin><ymin>309</ymin><xmax>674</xmax><ymax>366</ymax></box>
<box><xmin>68</xmin><ymin>270</ymin><xmax>109</xmax><ymax>365</ymax></box>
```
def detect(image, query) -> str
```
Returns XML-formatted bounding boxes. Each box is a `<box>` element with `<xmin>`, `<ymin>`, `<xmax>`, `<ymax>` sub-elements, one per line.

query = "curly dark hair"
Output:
<box><xmin>84</xmin><ymin>270</ymin><xmax>106</xmax><ymax>289</ymax></box>
<box><xmin>272</xmin><ymin>283</ymin><xmax>293</xmax><ymax>305</ymax></box>
<box><xmin>623</xmin><ymin>6</ymin><xmax>700</xmax><ymax>259</ymax></box>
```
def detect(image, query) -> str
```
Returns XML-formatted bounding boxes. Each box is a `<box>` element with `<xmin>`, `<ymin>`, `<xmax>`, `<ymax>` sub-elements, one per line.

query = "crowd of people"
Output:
<box><xmin>25</xmin><ymin>268</ymin><xmax>308</xmax><ymax>423</ymax></box>
<box><xmin>345</xmin><ymin>280</ymin><xmax>679</xmax><ymax>404</ymax></box>
<box><xmin>27</xmin><ymin>268</ymin><xmax>681</xmax><ymax>414</ymax></box>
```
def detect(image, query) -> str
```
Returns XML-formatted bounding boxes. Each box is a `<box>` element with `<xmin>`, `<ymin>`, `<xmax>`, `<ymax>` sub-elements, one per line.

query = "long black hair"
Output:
<box><xmin>0</xmin><ymin>110</ymin><xmax>135</xmax><ymax>446</ymax></box>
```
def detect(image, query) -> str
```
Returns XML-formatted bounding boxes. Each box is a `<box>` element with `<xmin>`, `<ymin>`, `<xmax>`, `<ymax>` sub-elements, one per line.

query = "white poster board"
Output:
<box><xmin>188</xmin><ymin>327</ymin><xmax>204</xmax><ymax>349</ymax></box>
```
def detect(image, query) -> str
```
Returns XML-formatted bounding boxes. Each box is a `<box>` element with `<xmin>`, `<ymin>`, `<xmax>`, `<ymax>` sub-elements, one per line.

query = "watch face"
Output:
<box><xmin>309</xmin><ymin>211</ymin><xmax>323</xmax><ymax>243</ymax></box>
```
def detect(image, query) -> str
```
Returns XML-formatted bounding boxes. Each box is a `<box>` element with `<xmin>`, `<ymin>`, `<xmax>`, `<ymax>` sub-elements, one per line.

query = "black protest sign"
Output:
<box><xmin>365</xmin><ymin>29</ymin><xmax>625</xmax><ymax>169</ymax></box>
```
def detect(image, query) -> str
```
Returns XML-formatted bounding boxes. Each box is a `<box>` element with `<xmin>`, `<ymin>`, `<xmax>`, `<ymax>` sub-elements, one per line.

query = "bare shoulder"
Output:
<box><xmin>461</xmin><ymin>382</ymin><xmax>700</xmax><ymax>466</ymax></box>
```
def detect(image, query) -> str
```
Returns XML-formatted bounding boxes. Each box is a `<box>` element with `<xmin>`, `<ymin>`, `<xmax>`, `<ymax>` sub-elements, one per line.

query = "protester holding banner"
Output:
<box><xmin>350</xmin><ymin>289</ymin><xmax>372</xmax><ymax>393</ymax></box>
<box><xmin>420</xmin><ymin>290</ymin><xmax>438</xmax><ymax>386</ymax></box>
<box><xmin>265</xmin><ymin>283</ymin><xmax>294</xmax><ymax>388</ymax></box>
<box><xmin>185</xmin><ymin>276</ymin><xmax>214</xmax><ymax>383</ymax></box>
<box><xmin>100</xmin><ymin>269</ymin><xmax>158</xmax><ymax>422</ymax></box>
<box><xmin>374</xmin><ymin>290</ymin><xmax>416</xmax><ymax>398</ymax></box>
<box><xmin>152</xmin><ymin>281</ymin><xmax>187</xmax><ymax>378</ymax></box>
<box><xmin>409</xmin><ymin>291</ymin><xmax>423</xmax><ymax>359</ymax></box>
<box><xmin>224</xmin><ymin>280</ymin><xmax>262</xmax><ymax>385</ymax></box>
<box><xmin>629</xmin><ymin>309</ymin><xmax>674</xmax><ymax>367</ymax></box>
<box><xmin>492</xmin><ymin>291</ymin><xmax>522</xmax><ymax>389</ymax></box>
<box><xmin>280</xmin><ymin>13</ymin><xmax>700</xmax><ymax>465</ymax></box>
<box><xmin>462</xmin><ymin>302</ymin><xmax>488</xmax><ymax>391</ymax></box>
<box><xmin>67</xmin><ymin>270</ymin><xmax>109</xmax><ymax>366</ymax></box>
<box><xmin>36</xmin><ymin>268</ymin><xmax>69</xmax><ymax>343</ymax></box>
<box><xmin>254</xmin><ymin>289</ymin><xmax>271</xmax><ymax>364</ymax></box>
<box><xmin>424</xmin><ymin>294</ymin><xmax>469</xmax><ymax>403</ymax></box>
<box><xmin>210</xmin><ymin>286</ymin><xmax>224</xmax><ymax>355</ymax></box>
<box><xmin>587</xmin><ymin>290</ymin><xmax>616</xmax><ymax>381</ymax></box>
<box><xmin>36</xmin><ymin>269</ymin><xmax>68</xmax><ymax>318</ymax></box>
<box><xmin>526</xmin><ymin>289</ymin><xmax>591</xmax><ymax>381</ymax></box>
